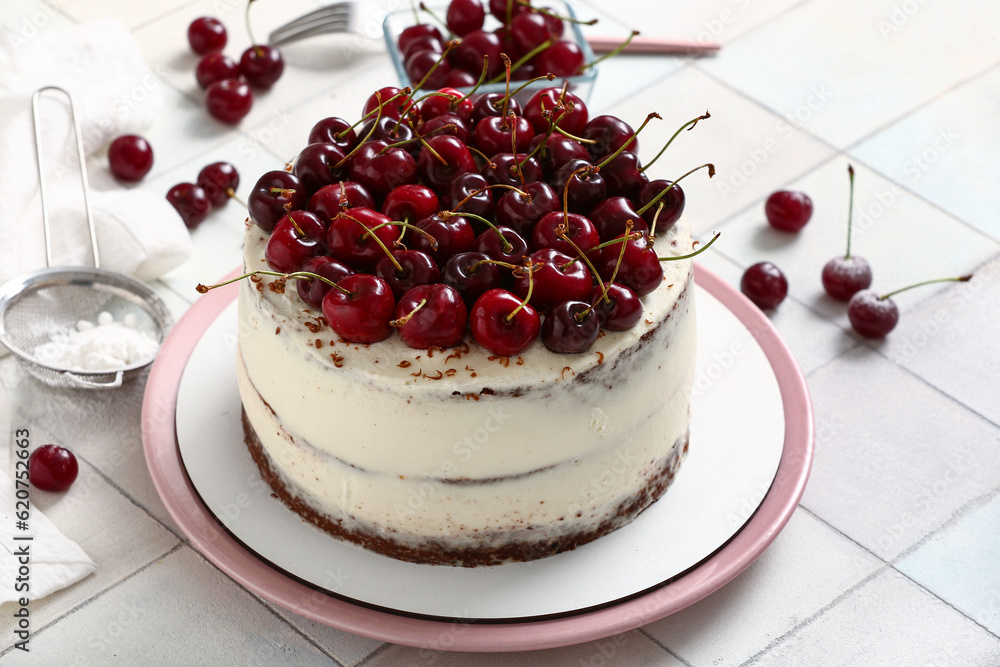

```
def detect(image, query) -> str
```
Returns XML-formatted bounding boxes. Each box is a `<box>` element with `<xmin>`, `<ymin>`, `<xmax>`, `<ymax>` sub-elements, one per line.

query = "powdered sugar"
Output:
<box><xmin>33</xmin><ymin>311</ymin><xmax>159</xmax><ymax>372</ymax></box>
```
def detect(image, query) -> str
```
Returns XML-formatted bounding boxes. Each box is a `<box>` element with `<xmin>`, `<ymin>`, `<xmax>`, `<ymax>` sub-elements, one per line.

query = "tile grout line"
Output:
<box><xmin>637</xmin><ymin>628</ymin><xmax>695</xmax><ymax>666</ymax></box>
<box><xmin>242</xmin><ymin>591</ymin><xmax>347</xmax><ymax>667</ymax></box>
<box><xmin>354</xmin><ymin>642</ymin><xmax>392</xmax><ymax>666</ymax></box>
<box><xmin>0</xmin><ymin>542</ymin><xmax>185</xmax><ymax>658</ymax></box>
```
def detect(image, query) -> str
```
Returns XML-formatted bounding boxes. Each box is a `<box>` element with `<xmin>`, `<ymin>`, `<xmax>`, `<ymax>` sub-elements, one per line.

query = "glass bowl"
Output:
<box><xmin>382</xmin><ymin>0</ymin><xmax>598</xmax><ymax>105</ymax></box>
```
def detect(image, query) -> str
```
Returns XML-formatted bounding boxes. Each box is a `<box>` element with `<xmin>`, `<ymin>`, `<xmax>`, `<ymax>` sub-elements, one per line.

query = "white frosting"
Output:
<box><xmin>237</xmin><ymin>219</ymin><xmax>697</xmax><ymax>557</ymax></box>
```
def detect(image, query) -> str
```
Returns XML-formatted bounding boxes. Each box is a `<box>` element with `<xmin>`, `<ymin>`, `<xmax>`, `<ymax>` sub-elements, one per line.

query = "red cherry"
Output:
<box><xmin>448</xmin><ymin>172</ymin><xmax>495</xmax><ymax>220</ymax></box>
<box><xmin>296</xmin><ymin>256</ymin><xmax>353</xmax><ymax>309</ymax></box>
<box><xmin>382</xmin><ymin>184</ymin><xmax>440</xmax><ymax>224</ymax></box>
<box><xmin>348</xmin><ymin>140</ymin><xmax>418</xmax><ymax>200</ymax></box>
<box><xmin>358</xmin><ymin>115</ymin><xmax>416</xmax><ymax>145</ymax></box>
<box><xmin>594</xmin><ymin>233</ymin><xmax>663</xmax><ymax>297</ymax></box>
<box><xmin>375</xmin><ymin>249</ymin><xmax>442</xmax><ymax>299</ymax></box>
<box><xmin>326</xmin><ymin>207</ymin><xmax>399</xmax><ymax>271</ymax></box>
<box><xmin>308</xmin><ymin>182</ymin><xmax>376</xmax><ymax>225</ymax></box>
<box><xmin>421</xmin><ymin>113</ymin><xmax>472</xmax><ymax>144</ymax></box>
<box><xmin>533</xmin><ymin>40</ymin><xmax>585</xmax><ymax>77</ymax></box>
<box><xmin>419</xmin><ymin>87</ymin><xmax>474</xmax><ymax>123</ymax></box>
<box><xmin>166</xmin><ymin>183</ymin><xmax>211</xmax><ymax>229</ymax></box>
<box><xmin>196</xmin><ymin>161</ymin><xmax>239</xmax><ymax>207</ymax></box>
<box><xmin>488</xmin><ymin>0</ymin><xmax>529</xmax><ymax>23</ymax></box>
<box><xmin>362</xmin><ymin>86</ymin><xmax>412</xmax><ymax>121</ymax></box>
<box><xmin>524</xmin><ymin>86</ymin><xmax>589</xmax><ymax>135</ymax></box>
<box><xmin>765</xmin><ymin>190</ymin><xmax>813</xmax><ymax>232</ymax></box>
<box><xmin>443</xmin><ymin>251</ymin><xmax>502</xmax><ymax>306</ymax></box>
<box><xmin>28</xmin><ymin>444</ymin><xmax>78</xmax><ymax>492</ymax></box>
<box><xmin>553</xmin><ymin>159</ymin><xmax>606</xmax><ymax>214</ymax></box>
<box><xmin>322</xmin><ymin>274</ymin><xmax>395</xmax><ymax>344</ymax></box>
<box><xmin>847</xmin><ymin>289</ymin><xmax>898</xmax><ymax>338</ymax></box>
<box><xmin>398</xmin><ymin>24</ymin><xmax>444</xmax><ymax>55</ymax></box>
<box><xmin>470</xmin><ymin>93</ymin><xmax>521</xmax><ymax>124</ymax></box>
<box><xmin>822</xmin><ymin>256</ymin><xmax>873</xmax><ymax>302</ymax></box>
<box><xmin>581</xmin><ymin>115</ymin><xmax>636</xmax><ymax>160</ymax></box>
<box><xmin>445</xmin><ymin>67</ymin><xmax>478</xmax><ymax>88</ymax></box>
<box><xmin>472</xmin><ymin>114</ymin><xmax>535</xmax><ymax>157</ymax></box>
<box><xmin>446</xmin><ymin>0</ymin><xmax>486</xmax><ymax>37</ymax></box>
<box><xmin>474</xmin><ymin>226</ymin><xmax>529</xmax><ymax>267</ymax></box>
<box><xmin>599</xmin><ymin>152</ymin><xmax>648</xmax><ymax>201</ymax></box>
<box><xmin>411</xmin><ymin>212</ymin><xmax>477</xmax><ymax>266</ymax></box>
<box><xmin>494</xmin><ymin>181</ymin><xmax>560</xmax><ymax>237</ymax></box>
<box><xmin>195</xmin><ymin>52</ymin><xmax>239</xmax><ymax>89</ymax></box>
<box><xmin>188</xmin><ymin>17</ymin><xmax>227</xmax><ymax>55</ymax></box>
<box><xmin>406</xmin><ymin>48</ymin><xmax>452</xmax><ymax>88</ymax></box>
<box><xmin>589</xmin><ymin>196</ymin><xmax>649</xmax><ymax>243</ymax></box>
<box><xmin>308</xmin><ymin>117</ymin><xmax>358</xmax><ymax>152</ymax></box>
<box><xmin>470</xmin><ymin>288</ymin><xmax>540</xmax><ymax>356</ymax></box>
<box><xmin>449</xmin><ymin>30</ymin><xmax>503</xmax><ymax>80</ymax></box>
<box><xmin>638</xmin><ymin>179</ymin><xmax>685</xmax><ymax>230</ymax></box>
<box><xmin>482</xmin><ymin>153</ymin><xmax>542</xmax><ymax>189</ymax></box>
<box><xmin>293</xmin><ymin>142</ymin><xmax>349</xmax><ymax>195</ymax></box>
<box><xmin>416</xmin><ymin>135</ymin><xmax>477</xmax><ymax>193</ymax></box>
<box><xmin>393</xmin><ymin>283</ymin><xmax>468</xmax><ymax>349</ymax></box>
<box><xmin>741</xmin><ymin>261</ymin><xmax>788</xmax><ymax>310</ymax></box>
<box><xmin>541</xmin><ymin>300</ymin><xmax>601</xmax><ymax>353</ymax></box>
<box><xmin>527</xmin><ymin>133</ymin><xmax>590</xmax><ymax>180</ymax></box>
<box><xmin>239</xmin><ymin>45</ymin><xmax>284</xmax><ymax>89</ymax></box>
<box><xmin>265</xmin><ymin>210</ymin><xmax>326</xmax><ymax>273</ymax></box>
<box><xmin>531</xmin><ymin>211</ymin><xmax>600</xmax><ymax>256</ymax></box>
<box><xmin>248</xmin><ymin>170</ymin><xmax>307</xmax><ymax>232</ymax></box>
<box><xmin>108</xmin><ymin>135</ymin><xmax>153</xmax><ymax>182</ymax></box>
<box><xmin>510</xmin><ymin>11</ymin><xmax>558</xmax><ymax>55</ymax></box>
<box><xmin>590</xmin><ymin>283</ymin><xmax>642</xmax><ymax>331</ymax></box>
<box><xmin>205</xmin><ymin>78</ymin><xmax>253</xmax><ymax>124</ymax></box>
<box><xmin>511</xmin><ymin>248</ymin><xmax>592</xmax><ymax>312</ymax></box>
<box><xmin>403</xmin><ymin>34</ymin><xmax>445</xmax><ymax>61</ymax></box>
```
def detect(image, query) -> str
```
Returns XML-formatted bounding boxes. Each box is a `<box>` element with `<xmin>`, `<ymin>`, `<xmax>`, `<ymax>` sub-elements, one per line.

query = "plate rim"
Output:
<box><xmin>141</xmin><ymin>263</ymin><xmax>814</xmax><ymax>652</ymax></box>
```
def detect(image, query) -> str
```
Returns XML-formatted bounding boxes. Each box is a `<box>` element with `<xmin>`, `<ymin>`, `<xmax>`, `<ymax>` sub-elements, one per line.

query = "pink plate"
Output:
<box><xmin>142</xmin><ymin>264</ymin><xmax>813</xmax><ymax>652</ymax></box>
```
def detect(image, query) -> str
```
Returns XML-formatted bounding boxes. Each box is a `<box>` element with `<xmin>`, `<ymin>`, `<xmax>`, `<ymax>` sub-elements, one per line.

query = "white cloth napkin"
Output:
<box><xmin>0</xmin><ymin>380</ymin><xmax>95</xmax><ymax>606</ymax></box>
<box><xmin>0</xmin><ymin>17</ymin><xmax>190</xmax><ymax>289</ymax></box>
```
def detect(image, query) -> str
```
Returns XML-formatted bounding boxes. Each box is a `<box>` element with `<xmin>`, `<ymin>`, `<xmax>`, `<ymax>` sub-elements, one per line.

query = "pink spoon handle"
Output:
<box><xmin>587</xmin><ymin>36</ymin><xmax>721</xmax><ymax>55</ymax></box>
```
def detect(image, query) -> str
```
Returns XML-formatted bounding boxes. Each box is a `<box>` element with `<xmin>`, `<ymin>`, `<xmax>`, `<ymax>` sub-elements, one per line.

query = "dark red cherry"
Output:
<box><xmin>766</xmin><ymin>190</ymin><xmax>813</xmax><ymax>232</ymax></box>
<box><xmin>511</xmin><ymin>248</ymin><xmax>592</xmax><ymax>312</ymax></box>
<box><xmin>308</xmin><ymin>181</ymin><xmax>376</xmax><ymax>225</ymax></box>
<box><xmin>599</xmin><ymin>152</ymin><xmax>648</xmax><ymax>201</ymax></box>
<box><xmin>382</xmin><ymin>184</ymin><xmax>440</xmax><ymax>224</ymax></box>
<box><xmin>448</xmin><ymin>172</ymin><xmax>495</xmax><ymax>220</ymax></box>
<box><xmin>188</xmin><ymin>17</ymin><xmax>227</xmax><ymax>55</ymax></box>
<box><xmin>443</xmin><ymin>252</ymin><xmax>502</xmax><ymax>306</ymax></box>
<box><xmin>524</xmin><ymin>86</ymin><xmax>589</xmax><ymax>135</ymax></box>
<box><xmin>393</xmin><ymin>283</ymin><xmax>468</xmax><ymax>349</ymax></box>
<box><xmin>402</xmin><ymin>34</ymin><xmax>445</xmax><ymax>60</ymax></box>
<box><xmin>421</xmin><ymin>113</ymin><xmax>472</xmax><ymax>144</ymax></box>
<box><xmin>509</xmin><ymin>11</ymin><xmax>558</xmax><ymax>55</ymax></box>
<box><xmin>308</xmin><ymin>117</ymin><xmax>357</xmax><ymax>152</ymax></box>
<box><xmin>446</xmin><ymin>68</ymin><xmax>479</xmax><ymax>88</ymax></box>
<box><xmin>405</xmin><ymin>48</ymin><xmax>452</xmax><ymax>88</ymax></box>
<box><xmin>358</xmin><ymin>115</ymin><xmax>416</xmax><ymax>146</ymax></box>
<box><xmin>398</xmin><ymin>24</ymin><xmax>444</xmax><ymax>55</ymax></box>
<box><xmin>347</xmin><ymin>140</ymin><xmax>418</xmax><ymax>200</ymax></box>
<box><xmin>375</xmin><ymin>249</ymin><xmax>442</xmax><ymax>299</ymax></box>
<box><xmin>847</xmin><ymin>289</ymin><xmax>898</xmax><ymax>338</ymax></box>
<box><xmin>108</xmin><ymin>135</ymin><xmax>153</xmax><ymax>183</ymax></box>
<box><xmin>322</xmin><ymin>273</ymin><xmax>395</xmax><ymax>344</ymax></box>
<box><xmin>28</xmin><ymin>444</ymin><xmax>78</xmax><ymax>492</ymax></box>
<box><xmin>594</xmin><ymin>233</ymin><xmax>663</xmax><ymax>297</ymax></box>
<box><xmin>590</xmin><ymin>283</ymin><xmax>642</xmax><ymax>331</ymax></box>
<box><xmin>638</xmin><ymin>179</ymin><xmax>685</xmax><ymax>230</ymax></box>
<box><xmin>327</xmin><ymin>207</ymin><xmax>399</xmax><ymax>271</ymax></box>
<box><xmin>293</xmin><ymin>143</ymin><xmax>348</xmax><ymax>195</ymax></box>
<box><xmin>248</xmin><ymin>170</ymin><xmax>307</xmax><ymax>232</ymax></box>
<box><xmin>265</xmin><ymin>210</ymin><xmax>326</xmax><ymax>273</ymax></box>
<box><xmin>471</xmin><ymin>93</ymin><xmax>521</xmax><ymax>124</ymax></box>
<box><xmin>474</xmin><ymin>226</ymin><xmax>529</xmax><ymax>267</ymax></box>
<box><xmin>363</xmin><ymin>86</ymin><xmax>411</xmax><ymax>121</ymax></box>
<box><xmin>822</xmin><ymin>256</ymin><xmax>873</xmax><ymax>301</ymax></box>
<box><xmin>195</xmin><ymin>52</ymin><xmax>239</xmax><ymax>90</ymax></box>
<box><xmin>531</xmin><ymin>211</ymin><xmax>600</xmax><ymax>256</ymax></box>
<box><xmin>590</xmin><ymin>196</ymin><xmax>649</xmax><ymax>243</ymax></box>
<box><xmin>447</xmin><ymin>0</ymin><xmax>486</xmax><ymax>36</ymax></box>
<box><xmin>297</xmin><ymin>256</ymin><xmax>354</xmax><ymax>309</ymax></box>
<box><xmin>553</xmin><ymin>159</ymin><xmax>606</xmax><ymax>214</ymax></box>
<box><xmin>527</xmin><ymin>133</ymin><xmax>590</xmax><ymax>180</ymax></box>
<box><xmin>470</xmin><ymin>288</ymin><xmax>540</xmax><ymax>356</ymax></box>
<box><xmin>239</xmin><ymin>45</ymin><xmax>284</xmax><ymax>89</ymax></box>
<box><xmin>473</xmin><ymin>114</ymin><xmax>534</xmax><ymax>157</ymax></box>
<box><xmin>533</xmin><ymin>40</ymin><xmax>585</xmax><ymax>77</ymax></box>
<box><xmin>488</xmin><ymin>0</ymin><xmax>530</xmax><ymax>22</ymax></box>
<box><xmin>741</xmin><ymin>261</ymin><xmax>788</xmax><ymax>310</ymax></box>
<box><xmin>449</xmin><ymin>30</ymin><xmax>503</xmax><ymax>80</ymax></box>
<box><xmin>205</xmin><ymin>78</ymin><xmax>253</xmax><ymax>124</ymax></box>
<box><xmin>541</xmin><ymin>300</ymin><xmax>601</xmax><ymax>353</ymax></box>
<box><xmin>416</xmin><ymin>135</ymin><xmax>476</xmax><ymax>193</ymax></box>
<box><xmin>196</xmin><ymin>161</ymin><xmax>239</xmax><ymax>207</ymax></box>
<box><xmin>581</xmin><ymin>115</ymin><xmax>636</xmax><ymax>160</ymax></box>
<box><xmin>420</xmin><ymin>87</ymin><xmax>474</xmax><ymax>123</ymax></box>
<box><xmin>482</xmin><ymin>153</ymin><xmax>542</xmax><ymax>188</ymax></box>
<box><xmin>166</xmin><ymin>183</ymin><xmax>211</xmax><ymax>229</ymax></box>
<box><xmin>412</xmin><ymin>213</ymin><xmax>477</xmax><ymax>266</ymax></box>
<box><xmin>494</xmin><ymin>181</ymin><xmax>559</xmax><ymax>237</ymax></box>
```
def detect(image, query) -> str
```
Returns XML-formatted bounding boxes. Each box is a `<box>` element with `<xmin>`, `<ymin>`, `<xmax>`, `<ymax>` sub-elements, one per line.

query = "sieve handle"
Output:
<box><xmin>30</xmin><ymin>86</ymin><xmax>100</xmax><ymax>270</ymax></box>
<box><xmin>61</xmin><ymin>370</ymin><xmax>123</xmax><ymax>390</ymax></box>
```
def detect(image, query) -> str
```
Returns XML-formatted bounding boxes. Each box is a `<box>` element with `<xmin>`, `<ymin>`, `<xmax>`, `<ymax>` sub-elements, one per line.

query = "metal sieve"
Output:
<box><xmin>0</xmin><ymin>87</ymin><xmax>172</xmax><ymax>390</ymax></box>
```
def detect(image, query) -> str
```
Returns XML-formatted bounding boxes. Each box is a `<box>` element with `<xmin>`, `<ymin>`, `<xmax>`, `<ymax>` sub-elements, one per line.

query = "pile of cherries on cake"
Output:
<box><xmin>240</xmin><ymin>77</ymin><xmax>711</xmax><ymax>357</ymax></box>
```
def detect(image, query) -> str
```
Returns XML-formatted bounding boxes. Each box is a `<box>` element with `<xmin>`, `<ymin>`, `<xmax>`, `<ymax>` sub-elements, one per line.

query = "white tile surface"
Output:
<box><xmin>801</xmin><ymin>347</ymin><xmax>1000</xmax><ymax>561</ymax></box>
<box><xmin>755</xmin><ymin>569</ymin><xmax>1000</xmax><ymax>666</ymax></box>
<box><xmin>853</xmin><ymin>65</ymin><xmax>1000</xmax><ymax>242</ymax></box>
<box><xmin>54</xmin><ymin>0</ymin><xmax>190</xmax><ymax>30</ymax></box>
<box><xmin>265</xmin><ymin>602</ymin><xmax>385</xmax><ymax>667</ymax></box>
<box><xmin>642</xmin><ymin>510</ymin><xmax>880</xmax><ymax>666</ymax></box>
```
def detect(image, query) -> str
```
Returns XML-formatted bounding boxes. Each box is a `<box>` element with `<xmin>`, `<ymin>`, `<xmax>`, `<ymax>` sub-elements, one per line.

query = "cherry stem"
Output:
<box><xmin>584</xmin><ymin>30</ymin><xmax>639</xmax><ymax>71</ymax></box>
<box><xmin>417</xmin><ymin>2</ymin><xmax>452</xmax><ymax>39</ymax></box>
<box><xmin>505</xmin><ymin>260</ymin><xmax>536</xmax><ymax>322</ymax></box>
<box><xmin>442</xmin><ymin>210</ymin><xmax>513</xmax><ymax>253</ymax></box>
<box><xmin>339</xmin><ymin>212</ymin><xmax>402</xmax><ymax>273</ymax></box>
<box><xmin>467</xmin><ymin>144</ymin><xmax>493</xmax><ymax>167</ymax></box>
<box><xmin>640</xmin><ymin>111</ymin><xmax>711</xmax><ymax>174</ymax></box>
<box><xmin>880</xmin><ymin>275</ymin><xmax>972</xmax><ymax>300</ymax></box>
<box><xmin>245</xmin><ymin>0</ymin><xmax>260</xmax><ymax>50</ymax></box>
<box><xmin>657</xmin><ymin>232</ymin><xmax>720</xmax><ymax>262</ymax></box>
<box><xmin>594</xmin><ymin>112</ymin><xmax>661</xmax><ymax>171</ymax></box>
<box><xmin>845</xmin><ymin>164</ymin><xmax>855</xmax><ymax>259</ymax></box>
<box><xmin>196</xmin><ymin>270</ymin><xmax>349</xmax><ymax>295</ymax></box>
<box><xmin>562</xmin><ymin>164</ymin><xmax>592</xmax><ymax>217</ymax></box>
<box><xmin>416</xmin><ymin>132</ymin><xmax>447</xmax><ymax>165</ymax></box>
<box><xmin>411</xmin><ymin>40</ymin><xmax>460</xmax><ymax>98</ymax></box>
<box><xmin>468</xmin><ymin>258</ymin><xmax>521</xmax><ymax>273</ymax></box>
<box><xmin>636</xmin><ymin>163</ymin><xmax>715</xmax><ymax>217</ymax></box>
<box><xmin>458</xmin><ymin>56</ymin><xmax>491</xmax><ymax>104</ymax></box>
<box><xmin>507</xmin><ymin>73</ymin><xmax>557</xmax><ymax>100</ymax></box>
<box><xmin>229</xmin><ymin>189</ymin><xmax>248</xmax><ymax>208</ymax></box>
<box><xmin>452</xmin><ymin>183</ymin><xmax>527</xmax><ymax>212</ymax></box>
<box><xmin>518</xmin><ymin>1</ymin><xmax>598</xmax><ymax>27</ymax></box>
<box><xmin>336</xmin><ymin>92</ymin><xmax>386</xmax><ymax>168</ymax></box>
<box><xmin>491</xmin><ymin>40</ymin><xmax>553</xmax><ymax>83</ymax></box>
<box><xmin>268</xmin><ymin>187</ymin><xmax>297</xmax><ymax>198</ymax></box>
<box><xmin>390</xmin><ymin>298</ymin><xmax>427</xmax><ymax>328</ymax></box>
<box><xmin>557</xmin><ymin>227</ymin><xmax>606</xmax><ymax>297</ymax></box>
<box><xmin>602</xmin><ymin>220</ymin><xmax>633</xmax><ymax>302</ymax></box>
<box><xmin>364</xmin><ymin>220</ymin><xmax>438</xmax><ymax>250</ymax></box>
<box><xmin>553</xmin><ymin>124</ymin><xmax>596</xmax><ymax>144</ymax></box>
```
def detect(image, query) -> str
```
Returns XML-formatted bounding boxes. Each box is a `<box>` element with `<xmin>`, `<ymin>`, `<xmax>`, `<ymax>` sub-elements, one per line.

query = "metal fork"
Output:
<box><xmin>267</xmin><ymin>2</ymin><xmax>354</xmax><ymax>46</ymax></box>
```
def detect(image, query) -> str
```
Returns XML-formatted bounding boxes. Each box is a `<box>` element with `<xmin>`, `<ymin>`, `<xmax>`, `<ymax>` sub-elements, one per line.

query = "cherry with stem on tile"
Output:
<box><xmin>847</xmin><ymin>274</ymin><xmax>972</xmax><ymax>338</ymax></box>
<box><xmin>822</xmin><ymin>164</ymin><xmax>872</xmax><ymax>301</ymax></box>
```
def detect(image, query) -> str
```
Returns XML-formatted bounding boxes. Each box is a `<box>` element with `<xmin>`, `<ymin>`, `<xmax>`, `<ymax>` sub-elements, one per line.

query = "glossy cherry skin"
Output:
<box><xmin>402</xmin><ymin>34</ymin><xmax>445</xmax><ymax>60</ymax></box>
<box><xmin>527</xmin><ymin>133</ymin><xmax>590</xmax><ymax>180</ymax></box>
<box><xmin>473</xmin><ymin>114</ymin><xmax>535</xmax><ymax>157</ymax></box>
<box><xmin>308</xmin><ymin>117</ymin><xmax>357</xmax><ymax>152</ymax></box>
<box><xmin>196</xmin><ymin>161</ymin><xmax>239</xmax><ymax>207</ymax></box>
<box><xmin>509</xmin><ymin>11</ymin><xmax>558</xmax><ymax>54</ymax></box>
<box><xmin>541</xmin><ymin>300</ymin><xmax>601</xmax><ymax>353</ymax></box>
<box><xmin>240</xmin><ymin>45</ymin><xmax>284</xmax><ymax>89</ymax></box>
<box><xmin>446</xmin><ymin>68</ymin><xmax>479</xmax><ymax>87</ymax></box>
<box><xmin>494</xmin><ymin>181</ymin><xmax>560</xmax><ymax>237</ymax></box>
<box><xmin>447</xmin><ymin>0</ymin><xmax>486</xmax><ymax>36</ymax></box>
<box><xmin>348</xmin><ymin>140</ymin><xmax>418</xmax><ymax>200</ymax></box>
<box><xmin>448</xmin><ymin>172</ymin><xmax>495</xmax><ymax>220</ymax></box>
<box><xmin>474</xmin><ymin>226</ymin><xmax>529</xmax><ymax>268</ymax></box>
<box><xmin>195</xmin><ymin>52</ymin><xmax>239</xmax><ymax>89</ymax></box>
<box><xmin>166</xmin><ymin>183</ymin><xmax>211</xmax><ymax>229</ymax></box>
<box><xmin>394</xmin><ymin>283</ymin><xmax>468</xmax><ymax>349</ymax></box>
<box><xmin>416</xmin><ymin>135</ymin><xmax>477</xmax><ymax>193</ymax></box>
<box><xmin>581</xmin><ymin>115</ymin><xmax>637</xmax><ymax>160</ymax></box>
<box><xmin>470</xmin><ymin>93</ymin><xmax>521</xmax><ymax>124</ymax></box>
<box><xmin>533</xmin><ymin>40</ymin><xmax>585</xmax><ymax>77</ymax></box>
<box><xmin>362</xmin><ymin>86</ymin><xmax>411</xmax><ymax>121</ymax></box>
<box><xmin>28</xmin><ymin>444</ymin><xmax>78</xmax><ymax>492</ymax></box>
<box><xmin>741</xmin><ymin>261</ymin><xmax>788</xmax><ymax>310</ymax></box>
<box><xmin>512</xmin><ymin>248</ymin><xmax>593</xmax><ymax>312</ymax></box>
<box><xmin>765</xmin><ymin>190</ymin><xmax>813</xmax><ymax>232</ymax></box>
<box><xmin>593</xmin><ymin>233</ymin><xmax>663</xmax><ymax>298</ymax></box>
<box><xmin>205</xmin><ymin>78</ymin><xmax>253</xmax><ymax>124</ymax></box>
<box><xmin>308</xmin><ymin>181</ymin><xmax>377</xmax><ymax>225</ymax></box>
<box><xmin>188</xmin><ymin>17</ymin><xmax>227</xmax><ymax>55</ymax></box>
<box><xmin>590</xmin><ymin>283</ymin><xmax>642</xmax><ymax>331</ymax></box>
<box><xmin>822</xmin><ymin>256</ymin><xmax>873</xmax><ymax>301</ymax></box>
<box><xmin>470</xmin><ymin>288</ymin><xmax>540</xmax><ymax>356</ymax></box>
<box><xmin>443</xmin><ymin>251</ymin><xmax>503</xmax><ymax>306</ymax></box>
<box><xmin>375</xmin><ymin>249</ymin><xmax>442</xmax><ymax>299</ymax></box>
<box><xmin>248</xmin><ymin>170</ymin><xmax>307</xmax><ymax>232</ymax></box>
<box><xmin>531</xmin><ymin>210</ymin><xmax>600</xmax><ymax>255</ymax></box>
<box><xmin>488</xmin><ymin>0</ymin><xmax>530</xmax><ymax>22</ymax></box>
<box><xmin>398</xmin><ymin>24</ymin><xmax>444</xmax><ymax>55</ymax></box>
<box><xmin>296</xmin><ymin>256</ymin><xmax>354</xmax><ymax>309</ymax></box>
<box><xmin>265</xmin><ymin>210</ymin><xmax>326</xmax><ymax>273</ymax></box>
<box><xmin>638</xmin><ymin>179</ymin><xmax>686</xmax><ymax>230</ymax></box>
<box><xmin>421</xmin><ymin>113</ymin><xmax>472</xmax><ymax>145</ymax></box>
<box><xmin>600</xmin><ymin>152</ymin><xmax>648</xmax><ymax>201</ymax></box>
<box><xmin>449</xmin><ymin>29</ymin><xmax>503</xmax><ymax>80</ymax></box>
<box><xmin>482</xmin><ymin>153</ymin><xmax>542</xmax><ymax>188</ymax></box>
<box><xmin>108</xmin><ymin>135</ymin><xmax>153</xmax><ymax>182</ymax></box>
<box><xmin>524</xmin><ymin>87</ymin><xmax>589</xmax><ymax>135</ymax></box>
<box><xmin>356</xmin><ymin>116</ymin><xmax>416</xmax><ymax>148</ymax></box>
<box><xmin>412</xmin><ymin>213</ymin><xmax>477</xmax><ymax>266</ymax></box>
<box><xmin>293</xmin><ymin>142</ymin><xmax>349</xmax><ymax>195</ymax></box>
<box><xmin>420</xmin><ymin>87</ymin><xmax>474</xmax><ymax>123</ymax></box>
<box><xmin>590</xmin><ymin>196</ymin><xmax>649</xmax><ymax>243</ymax></box>
<box><xmin>847</xmin><ymin>290</ymin><xmax>898</xmax><ymax>338</ymax></box>
<box><xmin>326</xmin><ymin>207</ymin><xmax>399</xmax><ymax>271</ymax></box>
<box><xmin>382</xmin><ymin>184</ymin><xmax>440</xmax><ymax>224</ymax></box>
<box><xmin>553</xmin><ymin>159</ymin><xmax>606</xmax><ymax>214</ymax></box>
<box><xmin>405</xmin><ymin>48</ymin><xmax>452</xmax><ymax>89</ymax></box>
<box><xmin>322</xmin><ymin>273</ymin><xmax>395</xmax><ymax>344</ymax></box>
